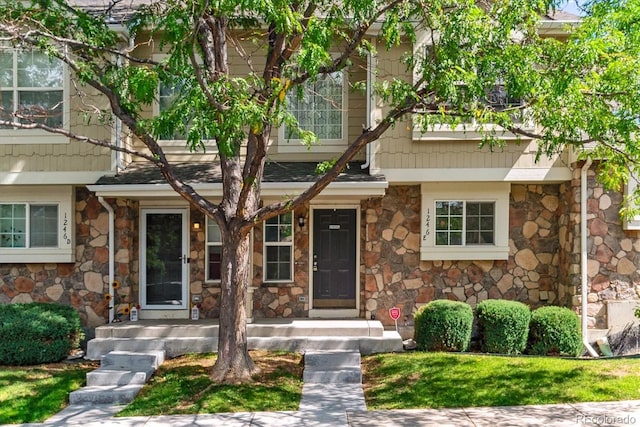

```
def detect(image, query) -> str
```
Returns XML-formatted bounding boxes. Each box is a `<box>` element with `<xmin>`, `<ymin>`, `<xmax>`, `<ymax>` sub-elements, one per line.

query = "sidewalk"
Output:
<box><xmin>5</xmin><ymin>399</ymin><xmax>640</xmax><ymax>426</ymax></box>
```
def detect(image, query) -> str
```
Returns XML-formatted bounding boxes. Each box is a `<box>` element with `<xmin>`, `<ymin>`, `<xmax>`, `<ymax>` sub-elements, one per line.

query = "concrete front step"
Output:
<box><xmin>86</xmin><ymin>367</ymin><xmax>154</xmax><ymax>386</ymax></box>
<box><xmin>69</xmin><ymin>384</ymin><xmax>144</xmax><ymax>405</ymax></box>
<box><xmin>303</xmin><ymin>351</ymin><xmax>362</xmax><ymax>384</ymax></box>
<box><xmin>87</xmin><ymin>323</ymin><xmax>403</xmax><ymax>360</ymax></box>
<box><xmin>303</xmin><ymin>368</ymin><xmax>362</xmax><ymax>384</ymax></box>
<box><xmin>94</xmin><ymin>319</ymin><xmax>385</xmax><ymax>339</ymax></box>
<box><xmin>304</xmin><ymin>350</ymin><xmax>361</xmax><ymax>369</ymax></box>
<box><xmin>101</xmin><ymin>350</ymin><xmax>165</xmax><ymax>370</ymax></box>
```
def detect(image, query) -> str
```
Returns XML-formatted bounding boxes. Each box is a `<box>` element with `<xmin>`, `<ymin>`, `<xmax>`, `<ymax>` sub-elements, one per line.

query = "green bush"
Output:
<box><xmin>414</xmin><ymin>300</ymin><xmax>473</xmax><ymax>352</ymax></box>
<box><xmin>0</xmin><ymin>302</ymin><xmax>83</xmax><ymax>365</ymax></box>
<box><xmin>528</xmin><ymin>306</ymin><xmax>582</xmax><ymax>357</ymax></box>
<box><xmin>476</xmin><ymin>299</ymin><xmax>530</xmax><ymax>355</ymax></box>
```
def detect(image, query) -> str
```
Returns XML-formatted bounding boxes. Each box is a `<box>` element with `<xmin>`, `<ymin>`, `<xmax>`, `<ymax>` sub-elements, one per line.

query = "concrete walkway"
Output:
<box><xmin>7</xmin><ymin>399</ymin><xmax>640</xmax><ymax>426</ymax></box>
<box><xmin>3</xmin><ymin>349</ymin><xmax>640</xmax><ymax>426</ymax></box>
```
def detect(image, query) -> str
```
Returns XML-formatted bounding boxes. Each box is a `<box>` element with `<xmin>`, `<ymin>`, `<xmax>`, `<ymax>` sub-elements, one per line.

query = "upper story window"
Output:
<box><xmin>158</xmin><ymin>80</ymin><xmax>187</xmax><ymax>141</ymax></box>
<box><xmin>0</xmin><ymin>50</ymin><xmax>64</xmax><ymax>128</ymax></box>
<box><xmin>421</xmin><ymin>183</ymin><xmax>509</xmax><ymax>260</ymax></box>
<box><xmin>279</xmin><ymin>71</ymin><xmax>348</xmax><ymax>152</ymax></box>
<box><xmin>263</xmin><ymin>212</ymin><xmax>293</xmax><ymax>282</ymax></box>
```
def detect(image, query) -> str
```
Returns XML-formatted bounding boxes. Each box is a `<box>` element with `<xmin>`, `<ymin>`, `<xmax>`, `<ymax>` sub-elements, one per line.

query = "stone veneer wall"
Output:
<box><xmin>0</xmin><ymin>188</ymin><xmax>138</xmax><ymax>330</ymax></box>
<box><xmin>252</xmin><ymin>205</ymin><xmax>310</xmax><ymax>318</ymax></box>
<box><xmin>361</xmin><ymin>184</ymin><xmax>565</xmax><ymax>326</ymax></box>
<box><xmin>570</xmin><ymin>165</ymin><xmax>640</xmax><ymax>328</ymax></box>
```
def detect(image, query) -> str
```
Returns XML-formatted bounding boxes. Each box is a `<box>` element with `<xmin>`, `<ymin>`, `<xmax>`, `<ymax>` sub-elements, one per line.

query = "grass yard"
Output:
<box><xmin>363</xmin><ymin>352</ymin><xmax>640</xmax><ymax>410</ymax></box>
<box><xmin>0</xmin><ymin>361</ymin><xmax>97</xmax><ymax>424</ymax></box>
<box><xmin>117</xmin><ymin>350</ymin><xmax>303</xmax><ymax>416</ymax></box>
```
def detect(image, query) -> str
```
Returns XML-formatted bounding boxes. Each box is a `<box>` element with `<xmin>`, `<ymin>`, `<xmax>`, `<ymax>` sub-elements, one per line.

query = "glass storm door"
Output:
<box><xmin>141</xmin><ymin>209</ymin><xmax>188</xmax><ymax>310</ymax></box>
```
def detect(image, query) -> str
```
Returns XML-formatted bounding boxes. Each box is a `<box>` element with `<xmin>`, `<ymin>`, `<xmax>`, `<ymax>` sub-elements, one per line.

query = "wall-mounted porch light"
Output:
<box><xmin>297</xmin><ymin>215</ymin><xmax>305</xmax><ymax>228</ymax></box>
<box><xmin>193</xmin><ymin>221</ymin><xmax>201</xmax><ymax>230</ymax></box>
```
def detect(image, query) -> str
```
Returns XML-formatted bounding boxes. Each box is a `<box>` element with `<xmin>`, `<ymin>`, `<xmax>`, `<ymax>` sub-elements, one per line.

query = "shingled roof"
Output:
<box><xmin>95</xmin><ymin>161</ymin><xmax>386</xmax><ymax>186</ymax></box>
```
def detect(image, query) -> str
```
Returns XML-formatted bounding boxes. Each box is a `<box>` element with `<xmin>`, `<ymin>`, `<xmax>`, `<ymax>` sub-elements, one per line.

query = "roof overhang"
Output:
<box><xmin>87</xmin><ymin>180</ymin><xmax>388</xmax><ymax>200</ymax></box>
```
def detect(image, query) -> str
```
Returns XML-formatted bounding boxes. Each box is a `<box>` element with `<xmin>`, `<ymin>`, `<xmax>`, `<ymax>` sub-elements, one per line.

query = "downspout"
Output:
<box><xmin>98</xmin><ymin>197</ymin><xmax>115</xmax><ymax>323</ymax></box>
<box><xmin>581</xmin><ymin>158</ymin><xmax>599</xmax><ymax>357</ymax></box>
<box><xmin>361</xmin><ymin>49</ymin><xmax>374</xmax><ymax>170</ymax></box>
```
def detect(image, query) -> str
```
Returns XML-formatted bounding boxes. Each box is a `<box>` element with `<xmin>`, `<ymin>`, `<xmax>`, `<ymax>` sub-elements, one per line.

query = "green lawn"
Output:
<box><xmin>363</xmin><ymin>352</ymin><xmax>640</xmax><ymax>409</ymax></box>
<box><xmin>117</xmin><ymin>351</ymin><xmax>303</xmax><ymax>416</ymax></box>
<box><xmin>0</xmin><ymin>361</ymin><xmax>96</xmax><ymax>424</ymax></box>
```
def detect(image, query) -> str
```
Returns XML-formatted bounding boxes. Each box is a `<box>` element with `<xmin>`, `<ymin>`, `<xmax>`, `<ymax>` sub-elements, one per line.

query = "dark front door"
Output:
<box><xmin>313</xmin><ymin>209</ymin><xmax>357</xmax><ymax>308</ymax></box>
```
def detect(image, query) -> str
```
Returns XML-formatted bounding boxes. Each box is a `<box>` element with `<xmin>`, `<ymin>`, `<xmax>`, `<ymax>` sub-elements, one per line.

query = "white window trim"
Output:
<box><xmin>152</xmin><ymin>54</ymin><xmax>218</xmax><ymax>153</ymax></box>
<box><xmin>624</xmin><ymin>173</ymin><xmax>640</xmax><ymax>230</ymax></box>
<box><xmin>421</xmin><ymin>182</ymin><xmax>509</xmax><ymax>260</ymax></box>
<box><xmin>262</xmin><ymin>213</ymin><xmax>294</xmax><ymax>283</ymax></box>
<box><xmin>0</xmin><ymin>185</ymin><xmax>74</xmax><ymax>262</ymax></box>
<box><xmin>0</xmin><ymin>48</ymin><xmax>70</xmax><ymax>144</ymax></box>
<box><xmin>205</xmin><ymin>218</ymin><xmax>222</xmax><ymax>283</ymax></box>
<box><xmin>277</xmin><ymin>71</ymin><xmax>349</xmax><ymax>153</ymax></box>
<box><xmin>411</xmin><ymin>33</ymin><xmax>532</xmax><ymax>142</ymax></box>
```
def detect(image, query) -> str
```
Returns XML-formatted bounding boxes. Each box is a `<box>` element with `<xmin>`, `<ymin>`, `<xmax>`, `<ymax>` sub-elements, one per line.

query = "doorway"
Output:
<box><xmin>140</xmin><ymin>209</ymin><xmax>189</xmax><ymax>315</ymax></box>
<box><xmin>312</xmin><ymin>208</ymin><xmax>357</xmax><ymax>311</ymax></box>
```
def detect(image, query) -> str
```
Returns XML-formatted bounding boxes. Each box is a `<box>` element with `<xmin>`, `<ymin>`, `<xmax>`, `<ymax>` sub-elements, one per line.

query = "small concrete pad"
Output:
<box><xmin>299</xmin><ymin>383</ymin><xmax>366</xmax><ymax>413</ymax></box>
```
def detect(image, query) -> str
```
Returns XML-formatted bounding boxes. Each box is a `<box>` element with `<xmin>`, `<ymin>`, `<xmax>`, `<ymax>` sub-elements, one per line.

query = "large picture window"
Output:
<box><xmin>0</xmin><ymin>50</ymin><xmax>64</xmax><ymax>128</ymax></box>
<box><xmin>0</xmin><ymin>203</ymin><xmax>58</xmax><ymax>248</ymax></box>
<box><xmin>286</xmin><ymin>72</ymin><xmax>344</xmax><ymax>141</ymax></box>
<box><xmin>264</xmin><ymin>212</ymin><xmax>293</xmax><ymax>282</ymax></box>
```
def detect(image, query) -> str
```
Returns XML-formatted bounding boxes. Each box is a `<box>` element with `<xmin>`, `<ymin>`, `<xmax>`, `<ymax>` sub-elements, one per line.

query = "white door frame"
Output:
<box><xmin>140</xmin><ymin>208</ymin><xmax>189</xmax><ymax>314</ymax></box>
<box><xmin>308</xmin><ymin>204</ymin><xmax>360</xmax><ymax>318</ymax></box>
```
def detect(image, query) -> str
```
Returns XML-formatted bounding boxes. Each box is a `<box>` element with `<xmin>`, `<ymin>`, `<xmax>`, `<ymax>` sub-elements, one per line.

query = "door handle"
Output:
<box><xmin>178</xmin><ymin>255</ymin><xmax>190</xmax><ymax>263</ymax></box>
<box><xmin>313</xmin><ymin>261</ymin><xmax>318</xmax><ymax>272</ymax></box>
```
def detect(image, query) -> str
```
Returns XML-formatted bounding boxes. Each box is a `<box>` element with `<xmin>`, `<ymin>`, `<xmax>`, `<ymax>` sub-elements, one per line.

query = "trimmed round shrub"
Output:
<box><xmin>414</xmin><ymin>300</ymin><xmax>473</xmax><ymax>352</ymax></box>
<box><xmin>476</xmin><ymin>299</ymin><xmax>530</xmax><ymax>355</ymax></box>
<box><xmin>0</xmin><ymin>303</ymin><xmax>84</xmax><ymax>365</ymax></box>
<box><xmin>528</xmin><ymin>306</ymin><xmax>582</xmax><ymax>357</ymax></box>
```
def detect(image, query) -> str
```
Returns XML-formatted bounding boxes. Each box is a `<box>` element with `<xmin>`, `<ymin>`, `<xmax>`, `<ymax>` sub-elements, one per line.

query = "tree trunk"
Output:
<box><xmin>211</xmin><ymin>225</ymin><xmax>258</xmax><ymax>383</ymax></box>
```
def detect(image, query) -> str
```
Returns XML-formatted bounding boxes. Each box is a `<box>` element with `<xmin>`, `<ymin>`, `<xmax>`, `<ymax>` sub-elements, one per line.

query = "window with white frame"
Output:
<box><xmin>421</xmin><ymin>183</ymin><xmax>509</xmax><ymax>260</ymax></box>
<box><xmin>0</xmin><ymin>186</ymin><xmax>73</xmax><ymax>262</ymax></box>
<box><xmin>0</xmin><ymin>203</ymin><xmax>58</xmax><ymax>248</ymax></box>
<box><xmin>0</xmin><ymin>50</ymin><xmax>64</xmax><ymax>129</ymax></box>
<box><xmin>206</xmin><ymin>219</ymin><xmax>222</xmax><ymax>281</ymax></box>
<box><xmin>280</xmin><ymin>71</ymin><xmax>347</xmax><ymax>151</ymax></box>
<box><xmin>263</xmin><ymin>212</ymin><xmax>293</xmax><ymax>282</ymax></box>
<box><xmin>158</xmin><ymin>80</ymin><xmax>187</xmax><ymax>141</ymax></box>
<box><xmin>435</xmin><ymin>201</ymin><xmax>495</xmax><ymax>246</ymax></box>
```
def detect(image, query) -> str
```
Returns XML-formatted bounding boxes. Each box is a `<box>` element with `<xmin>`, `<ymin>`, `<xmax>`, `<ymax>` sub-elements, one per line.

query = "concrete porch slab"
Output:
<box><xmin>88</xmin><ymin>319</ymin><xmax>403</xmax><ymax>360</ymax></box>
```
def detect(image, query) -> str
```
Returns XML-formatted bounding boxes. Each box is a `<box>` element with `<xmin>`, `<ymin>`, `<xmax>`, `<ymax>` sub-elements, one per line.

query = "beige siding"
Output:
<box><xmin>372</xmin><ymin>41</ymin><xmax>568</xmax><ymax>175</ymax></box>
<box><xmin>129</xmin><ymin>32</ymin><xmax>365</xmax><ymax>164</ymax></box>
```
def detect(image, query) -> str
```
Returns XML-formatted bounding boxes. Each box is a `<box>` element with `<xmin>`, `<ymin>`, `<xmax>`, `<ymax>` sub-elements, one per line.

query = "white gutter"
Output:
<box><xmin>581</xmin><ymin>158</ymin><xmax>599</xmax><ymax>357</ymax></box>
<box><xmin>362</xmin><ymin>49</ymin><xmax>374</xmax><ymax>170</ymax></box>
<box><xmin>98</xmin><ymin>197</ymin><xmax>115</xmax><ymax>323</ymax></box>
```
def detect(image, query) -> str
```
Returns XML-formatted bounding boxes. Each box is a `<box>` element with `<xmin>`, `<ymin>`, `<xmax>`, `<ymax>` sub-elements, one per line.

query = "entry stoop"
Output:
<box><xmin>303</xmin><ymin>351</ymin><xmax>362</xmax><ymax>384</ymax></box>
<box><xmin>70</xmin><ymin>350</ymin><xmax>164</xmax><ymax>405</ymax></box>
<box><xmin>87</xmin><ymin>319</ymin><xmax>403</xmax><ymax>360</ymax></box>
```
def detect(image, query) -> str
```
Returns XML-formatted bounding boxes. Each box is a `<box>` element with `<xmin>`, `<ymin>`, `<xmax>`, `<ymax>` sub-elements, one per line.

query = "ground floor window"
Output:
<box><xmin>435</xmin><ymin>200</ymin><xmax>495</xmax><ymax>246</ymax></box>
<box><xmin>206</xmin><ymin>219</ymin><xmax>222</xmax><ymax>281</ymax></box>
<box><xmin>264</xmin><ymin>212</ymin><xmax>293</xmax><ymax>282</ymax></box>
<box><xmin>421</xmin><ymin>182</ymin><xmax>508</xmax><ymax>260</ymax></box>
<box><xmin>0</xmin><ymin>185</ymin><xmax>73</xmax><ymax>262</ymax></box>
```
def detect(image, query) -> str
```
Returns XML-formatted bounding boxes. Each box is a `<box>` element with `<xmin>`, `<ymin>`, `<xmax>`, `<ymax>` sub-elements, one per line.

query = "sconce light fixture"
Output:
<box><xmin>193</xmin><ymin>221</ymin><xmax>201</xmax><ymax>230</ymax></box>
<box><xmin>297</xmin><ymin>216</ymin><xmax>305</xmax><ymax>228</ymax></box>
